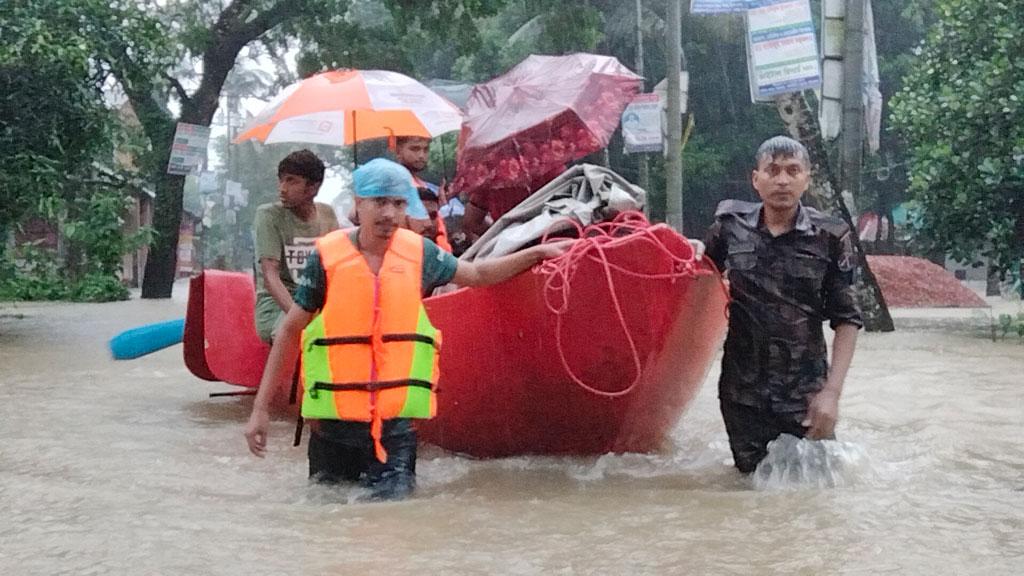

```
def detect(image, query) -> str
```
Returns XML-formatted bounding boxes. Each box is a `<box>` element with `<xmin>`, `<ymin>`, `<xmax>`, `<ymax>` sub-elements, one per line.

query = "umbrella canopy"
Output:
<box><xmin>235</xmin><ymin>69</ymin><xmax>463</xmax><ymax>147</ymax></box>
<box><xmin>453</xmin><ymin>54</ymin><xmax>642</xmax><ymax>196</ymax></box>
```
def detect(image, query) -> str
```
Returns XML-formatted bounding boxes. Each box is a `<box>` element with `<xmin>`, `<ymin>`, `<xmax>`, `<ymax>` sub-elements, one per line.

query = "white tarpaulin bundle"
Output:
<box><xmin>460</xmin><ymin>164</ymin><xmax>646</xmax><ymax>262</ymax></box>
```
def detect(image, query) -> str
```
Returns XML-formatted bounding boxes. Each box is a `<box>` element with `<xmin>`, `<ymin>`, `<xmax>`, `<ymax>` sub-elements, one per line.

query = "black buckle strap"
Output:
<box><xmin>313</xmin><ymin>333</ymin><xmax>437</xmax><ymax>347</ymax></box>
<box><xmin>308</xmin><ymin>378</ymin><xmax>434</xmax><ymax>399</ymax></box>
<box><xmin>313</xmin><ymin>335</ymin><xmax>371</xmax><ymax>346</ymax></box>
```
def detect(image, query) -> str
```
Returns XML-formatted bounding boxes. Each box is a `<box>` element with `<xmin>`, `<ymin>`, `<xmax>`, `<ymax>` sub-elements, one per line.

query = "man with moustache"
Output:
<box><xmin>703</xmin><ymin>136</ymin><xmax>862</xmax><ymax>474</ymax></box>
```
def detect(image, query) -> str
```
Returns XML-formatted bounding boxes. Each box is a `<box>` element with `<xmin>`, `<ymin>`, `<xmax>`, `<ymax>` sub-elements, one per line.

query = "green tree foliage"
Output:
<box><xmin>891</xmin><ymin>0</ymin><xmax>1024</xmax><ymax>274</ymax></box>
<box><xmin>3</xmin><ymin>0</ymin><xmax>514</xmax><ymax>297</ymax></box>
<box><xmin>2</xmin><ymin>0</ymin><xmax>950</xmax><ymax>301</ymax></box>
<box><xmin>0</xmin><ymin>1</ymin><xmax>152</xmax><ymax>301</ymax></box>
<box><xmin>89</xmin><ymin>0</ymin><xmax>510</xmax><ymax>298</ymax></box>
<box><xmin>0</xmin><ymin>1</ymin><xmax>117</xmax><ymax>237</ymax></box>
<box><xmin>854</xmin><ymin>1</ymin><xmax>934</xmax><ymax>251</ymax></box>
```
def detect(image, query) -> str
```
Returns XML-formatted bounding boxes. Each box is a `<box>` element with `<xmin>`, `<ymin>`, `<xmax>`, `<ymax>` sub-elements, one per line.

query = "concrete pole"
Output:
<box><xmin>665</xmin><ymin>0</ymin><xmax>684</xmax><ymax>232</ymax></box>
<box><xmin>841</xmin><ymin>0</ymin><xmax>865</xmax><ymax>202</ymax></box>
<box><xmin>635</xmin><ymin>0</ymin><xmax>650</xmax><ymax>194</ymax></box>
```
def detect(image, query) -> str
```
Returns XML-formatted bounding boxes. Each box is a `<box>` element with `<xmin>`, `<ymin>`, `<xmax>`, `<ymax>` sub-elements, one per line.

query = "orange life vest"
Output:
<box><xmin>300</xmin><ymin>228</ymin><xmax>441</xmax><ymax>462</ymax></box>
<box><xmin>411</xmin><ymin>174</ymin><xmax>453</xmax><ymax>253</ymax></box>
<box><xmin>435</xmin><ymin>216</ymin><xmax>452</xmax><ymax>253</ymax></box>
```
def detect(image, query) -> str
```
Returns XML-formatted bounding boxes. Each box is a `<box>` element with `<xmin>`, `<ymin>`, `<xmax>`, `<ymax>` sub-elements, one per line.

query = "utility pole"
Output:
<box><xmin>840</xmin><ymin>0</ymin><xmax>864</xmax><ymax>206</ymax></box>
<box><xmin>665</xmin><ymin>0</ymin><xmax>684</xmax><ymax>232</ymax></box>
<box><xmin>839</xmin><ymin>0</ymin><xmax>894</xmax><ymax>331</ymax></box>
<box><xmin>775</xmin><ymin>0</ymin><xmax>892</xmax><ymax>331</ymax></box>
<box><xmin>635</xmin><ymin>0</ymin><xmax>650</xmax><ymax>193</ymax></box>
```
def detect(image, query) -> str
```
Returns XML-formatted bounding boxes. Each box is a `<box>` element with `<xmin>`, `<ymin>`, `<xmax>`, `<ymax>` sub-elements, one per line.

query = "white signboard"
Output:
<box><xmin>167</xmin><ymin>123</ymin><xmax>211</xmax><ymax>175</ymax></box>
<box><xmin>198</xmin><ymin>170</ymin><xmax>219</xmax><ymax>193</ymax></box>
<box><xmin>653</xmin><ymin>72</ymin><xmax>689</xmax><ymax>114</ymax></box>
<box><xmin>691</xmin><ymin>0</ymin><xmax>789</xmax><ymax>13</ymax></box>
<box><xmin>746</xmin><ymin>0</ymin><xmax>821</xmax><ymax>101</ymax></box>
<box><xmin>691</xmin><ymin>0</ymin><xmax>752</xmax><ymax>13</ymax></box>
<box><xmin>223</xmin><ymin>180</ymin><xmax>250</xmax><ymax>209</ymax></box>
<box><xmin>621</xmin><ymin>94</ymin><xmax>663</xmax><ymax>154</ymax></box>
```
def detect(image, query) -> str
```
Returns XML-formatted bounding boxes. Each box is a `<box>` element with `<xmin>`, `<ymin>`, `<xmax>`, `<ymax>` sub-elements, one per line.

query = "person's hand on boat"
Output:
<box><xmin>690</xmin><ymin>239</ymin><xmax>706</xmax><ymax>261</ymax></box>
<box><xmin>534</xmin><ymin>239</ymin><xmax>574</xmax><ymax>261</ymax></box>
<box><xmin>720</xmin><ymin>270</ymin><xmax>731</xmax><ymax>293</ymax></box>
<box><xmin>802</xmin><ymin>388</ymin><xmax>839</xmax><ymax>440</ymax></box>
<box><xmin>438</xmin><ymin>178</ymin><xmax>449</xmax><ymax>205</ymax></box>
<box><xmin>244</xmin><ymin>408</ymin><xmax>271</xmax><ymax>457</ymax></box>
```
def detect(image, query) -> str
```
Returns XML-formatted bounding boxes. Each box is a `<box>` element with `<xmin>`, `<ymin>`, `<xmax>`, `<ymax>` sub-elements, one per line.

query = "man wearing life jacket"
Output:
<box><xmin>244</xmin><ymin>158</ymin><xmax>571</xmax><ymax>500</ymax></box>
<box><xmin>410</xmin><ymin>185</ymin><xmax>453</xmax><ymax>253</ymax></box>
<box><xmin>393</xmin><ymin>135</ymin><xmax>453</xmax><ymax>253</ymax></box>
<box><xmin>346</xmin><ymin>137</ymin><xmax>454</xmax><ymax>251</ymax></box>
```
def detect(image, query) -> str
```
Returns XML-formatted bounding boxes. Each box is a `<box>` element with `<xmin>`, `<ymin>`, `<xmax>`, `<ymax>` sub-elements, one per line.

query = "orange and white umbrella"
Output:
<box><xmin>235</xmin><ymin>69</ymin><xmax>463</xmax><ymax>146</ymax></box>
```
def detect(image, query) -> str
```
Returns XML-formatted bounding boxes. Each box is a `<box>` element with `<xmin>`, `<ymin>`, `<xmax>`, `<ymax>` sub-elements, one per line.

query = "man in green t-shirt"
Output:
<box><xmin>253</xmin><ymin>150</ymin><xmax>340</xmax><ymax>343</ymax></box>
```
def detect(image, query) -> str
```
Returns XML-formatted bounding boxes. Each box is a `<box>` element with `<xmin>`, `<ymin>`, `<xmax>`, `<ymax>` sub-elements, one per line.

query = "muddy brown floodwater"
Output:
<box><xmin>2</xmin><ymin>287</ymin><xmax>1022</xmax><ymax>575</ymax></box>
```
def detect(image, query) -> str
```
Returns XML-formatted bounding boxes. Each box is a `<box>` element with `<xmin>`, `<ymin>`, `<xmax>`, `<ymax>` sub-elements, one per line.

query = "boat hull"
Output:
<box><xmin>183</xmin><ymin>226</ymin><xmax>728</xmax><ymax>457</ymax></box>
<box><xmin>184</xmin><ymin>271</ymin><xmax>270</xmax><ymax>388</ymax></box>
<box><xmin>418</xmin><ymin>226</ymin><xmax>728</xmax><ymax>456</ymax></box>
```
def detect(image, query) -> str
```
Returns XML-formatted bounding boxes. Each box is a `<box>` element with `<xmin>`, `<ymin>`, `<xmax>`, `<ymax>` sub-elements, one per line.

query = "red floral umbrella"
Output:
<box><xmin>453</xmin><ymin>54</ymin><xmax>643</xmax><ymax>198</ymax></box>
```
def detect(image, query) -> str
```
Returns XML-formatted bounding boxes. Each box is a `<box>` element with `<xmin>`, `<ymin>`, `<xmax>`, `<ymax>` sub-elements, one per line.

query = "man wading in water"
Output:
<box><xmin>704</xmin><ymin>136</ymin><xmax>862</xmax><ymax>473</ymax></box>
<box><xmin>244</xmin><ymin>158</ymin><xmax>570</xmax><ymax>500</ymax></box>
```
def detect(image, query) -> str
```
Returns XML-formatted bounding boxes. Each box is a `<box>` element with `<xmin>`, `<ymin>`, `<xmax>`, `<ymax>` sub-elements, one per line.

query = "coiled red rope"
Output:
<box><xmin>536</xmin><ymin>211</ymin><xmax>723</xmax><ymax>398</ymax></box>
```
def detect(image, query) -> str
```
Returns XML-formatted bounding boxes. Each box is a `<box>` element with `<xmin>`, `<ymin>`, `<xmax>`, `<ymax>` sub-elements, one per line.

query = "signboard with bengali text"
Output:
<box><xmin>621</xmin><ymin>94</ymin><xmax>663</xmax><ymax>154</ymax></box>
<box><xmin>745</xmin><ymin>0</ymin><xmax>821</xmax><ymax>101</ymax></box>
<box><xmin>167</xmin><ymin>123</ymin><xmax>211</xmax><ymax>175</ymax></box>
<box><xmin>691</xmin><ymin>0</ymin><xmax>788</xmax><ymax>14</ymax></box>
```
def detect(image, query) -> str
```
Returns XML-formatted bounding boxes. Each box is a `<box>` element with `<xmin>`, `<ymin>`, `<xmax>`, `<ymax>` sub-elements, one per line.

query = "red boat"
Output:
<box><xmin>184</xmin><ymin>222</ymin><xmax>728</xmax><ymax>457</ymax></box>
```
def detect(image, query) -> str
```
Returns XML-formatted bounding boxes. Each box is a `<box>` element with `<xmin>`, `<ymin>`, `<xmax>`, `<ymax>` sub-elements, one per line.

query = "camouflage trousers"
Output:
<box><xmin>719</xmin><ymin>399</ymin><xmax>810</xmax><ymax>474</ymax></box>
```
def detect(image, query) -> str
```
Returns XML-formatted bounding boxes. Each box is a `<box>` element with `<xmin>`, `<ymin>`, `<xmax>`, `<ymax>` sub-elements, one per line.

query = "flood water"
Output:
<box><xmin>2</xmin><ymin>286</ymin><xmax>1022</xmax><ymax>575</ymax></box>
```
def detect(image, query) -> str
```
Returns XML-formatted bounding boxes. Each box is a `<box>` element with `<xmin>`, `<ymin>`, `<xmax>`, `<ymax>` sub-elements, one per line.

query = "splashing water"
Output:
<box><xmin>753</xmin><ymin>433</ymin><xmax>872</xmax><ymax>490</ymax></box>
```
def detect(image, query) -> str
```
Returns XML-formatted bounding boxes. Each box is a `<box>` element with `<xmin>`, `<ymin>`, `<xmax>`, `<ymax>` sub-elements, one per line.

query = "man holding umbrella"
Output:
<box><xmin>243</xmin><ymin>158</ymin><xmax>571</xmax><ymax>500</ymax></box>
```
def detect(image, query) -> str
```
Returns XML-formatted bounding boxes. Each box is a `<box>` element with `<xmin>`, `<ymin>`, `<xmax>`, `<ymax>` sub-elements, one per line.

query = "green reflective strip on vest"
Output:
<box><xmin>300</xmin><ymin>314</ymin><xmax>339</xmax><ymax>419</ymax></box>
<box><xmin>398</xmin><ymin>306</ymin><xmax>439</xmax><ymax>418</ymax></box>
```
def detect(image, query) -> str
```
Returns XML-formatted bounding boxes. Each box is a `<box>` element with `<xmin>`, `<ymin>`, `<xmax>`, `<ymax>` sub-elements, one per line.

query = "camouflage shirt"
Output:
<box><xmin>704</xmin><ymin>200</ymin><xmax>863</xmax><ymax>411</ymax></box>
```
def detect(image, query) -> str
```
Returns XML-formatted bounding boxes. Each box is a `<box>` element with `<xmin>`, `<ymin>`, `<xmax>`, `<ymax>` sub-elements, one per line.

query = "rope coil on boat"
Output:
<box><xmin>537</xmin><ymin>211</ymin><xmax>724</xmax><ymax>398</ymax></box>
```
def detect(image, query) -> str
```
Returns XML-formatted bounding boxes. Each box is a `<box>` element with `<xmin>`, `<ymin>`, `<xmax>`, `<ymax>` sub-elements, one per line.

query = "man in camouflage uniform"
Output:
<box><xmin>704</xmin><ymin>136</ymin><xmax>862</xmax><ymax>473</ymax></box>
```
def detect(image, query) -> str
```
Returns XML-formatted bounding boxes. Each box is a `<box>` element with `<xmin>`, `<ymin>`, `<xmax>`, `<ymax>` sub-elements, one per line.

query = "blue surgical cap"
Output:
<box><xmin>353</xmin><ymin>158</ymin><xmax>428</xmax><ymax>219</ymax></box>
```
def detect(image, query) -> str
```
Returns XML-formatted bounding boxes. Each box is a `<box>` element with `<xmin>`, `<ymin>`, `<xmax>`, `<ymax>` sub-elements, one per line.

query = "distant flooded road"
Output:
<box><xmin>2</xmin><ymin>288</ymin><xmax>1022</xmax><ymax>575</ymax></box>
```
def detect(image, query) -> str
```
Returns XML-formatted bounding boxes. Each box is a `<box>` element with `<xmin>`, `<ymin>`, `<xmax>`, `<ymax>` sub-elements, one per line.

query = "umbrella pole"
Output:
<box><xmin>441</xmin><ymin>136</ymin><xmax>450</xmax><ymax>181</ymax></box>
<box><xmin>351</xmin><ymin>110</ymin><xmax>359</xmax><ymax>167</ymax></box>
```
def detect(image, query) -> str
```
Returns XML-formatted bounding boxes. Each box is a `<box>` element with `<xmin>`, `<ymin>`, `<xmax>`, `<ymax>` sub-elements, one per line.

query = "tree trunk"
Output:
<box><xmin>140</xmin><ymin>171</ymin><xmax>187</xmax><ymax>298</ymax></box>
<box><xmin>136</xmin><ymin>0</ymin><xmax>307</xmax><ymax>298</ymax></box>
<box><xmin>775</xmin><ymin>92</ymin><xmax>895</xmax><ymax>332</ymax></box>
<box><xmin>1016</xmin><ymin>194</ymin><xmax>1024</xmax><ymax>298</ymax></box>
<box><xmin>135</xmin><ymin>102</ymin><xmax>182</xmax><ymax>298</ymax></box>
